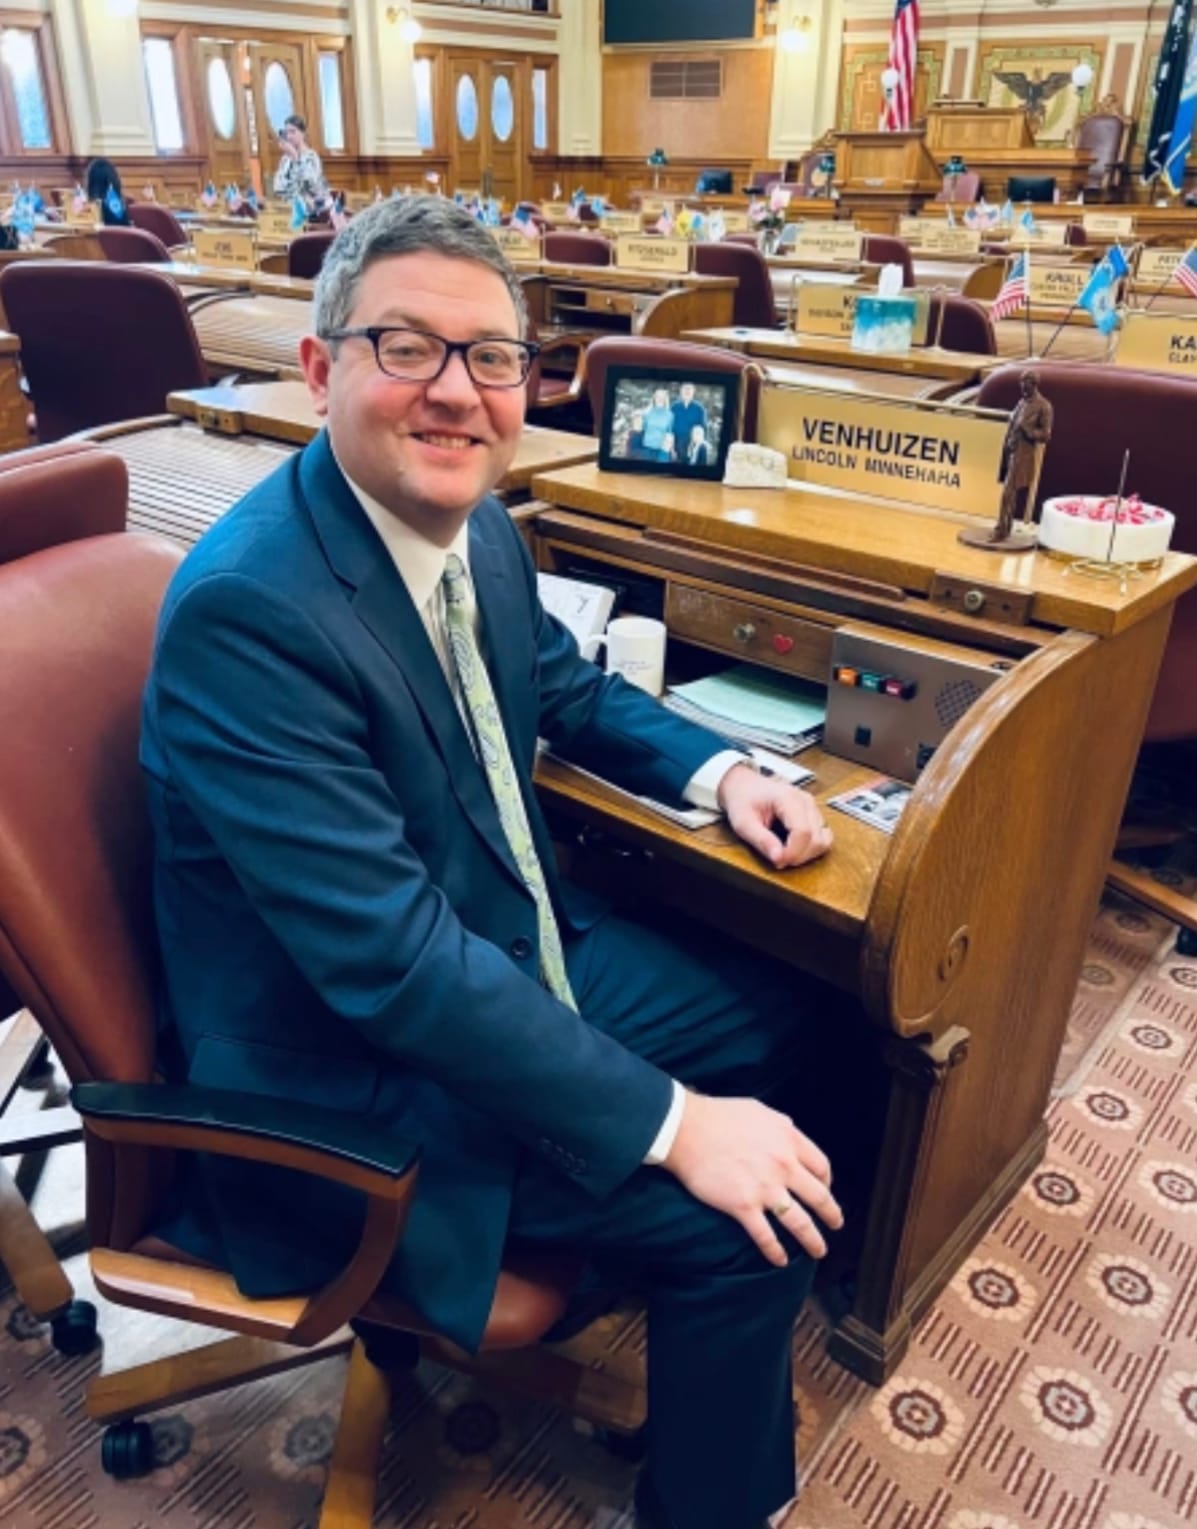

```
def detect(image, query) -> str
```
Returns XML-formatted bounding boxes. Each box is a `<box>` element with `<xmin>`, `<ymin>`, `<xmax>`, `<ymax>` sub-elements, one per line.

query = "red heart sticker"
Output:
<box><xmin>772</xmin><ymin>634</ymin><xmax>794</xmax><ymax>654</ymax></box>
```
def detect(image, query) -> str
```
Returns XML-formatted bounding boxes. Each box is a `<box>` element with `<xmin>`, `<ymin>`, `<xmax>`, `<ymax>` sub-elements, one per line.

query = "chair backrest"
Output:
<box><xmin>975</xmin><ymin>361</ymin><xmax>1197</xmax><ymax>741</ymax></box>
<box><xmin>0</xmin><ymin>442</ymin><xmax>127</xmax><ymax>561</ymax></box>
<box><xmin>583</xmin><ymin>334</ymin><xmax>760</xmax><ymax>436</ymax></box>
<box><xmin>696</xmin><ymin>169</ymin><xmax>733</xmax><ymax>195</ymax></box>
<box><xmin>862</xmin><ymin>234</ymin><xmax>914</xmax><ymax>288</ymax></box>
<box><xmin>128</xmin><ymin>203</ymin><xmax>187</xmax><ymax>249</ymax></box>
<box><xmin>936</xmin><ymin>170</ymin><xmax>981</xmax><ymax>204</ymax></box>
<box><xmin>0</xmin><ymin>261</ymin><xmax>209</xmax><ymax>442</ymax></box>
<box><xmin>928</xmin><ymin>294</ymin><xmax>995</xmax><ymax>355</ymax></box>
<box><xmin>1007</xmin><ymin>175</ymin><xmax>1055</xmax><ymax>203</ymax></box>
<box><xmin>1075</xmin><ymin>113</ymin><xmax>1127</xmax><ymax>186</ymax></box>
<box><xmin>692</xmin><ymin>241</ymin><xmax>777</xmax><ymax>328</ymax></box>
<box><xmin>543</xmin><ymin>231</ymin><xmax>612</xmax><ymax>266</ymax></box>
<box><xmin>288</xmin><ymin>231</ymin><xmax>335</xmax><ymax>280</ymax></box>
<box><xmin>0</xmin><ymin>533</ymin><xmax>183</xmax><ymax>1243</ymax></box>
<box><xmin>96</xmin><ymin>226</ymin><xmax>172</xmax><ymax>264</ymax></box>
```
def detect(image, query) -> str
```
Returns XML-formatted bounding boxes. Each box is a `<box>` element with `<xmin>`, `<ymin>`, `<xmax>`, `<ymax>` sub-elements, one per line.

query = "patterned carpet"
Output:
<box><xmin>2</xmin><ymin>874</ymin><xmax>1195</xmax><ymax>1529</ymax></box>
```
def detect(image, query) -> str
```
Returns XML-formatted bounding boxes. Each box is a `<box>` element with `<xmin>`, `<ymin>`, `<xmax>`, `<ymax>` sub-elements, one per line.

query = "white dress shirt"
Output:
<box><xmin>346</xmin><ymin>477</ymin><xmax>752</xmax><ymax>1166</ymax></box>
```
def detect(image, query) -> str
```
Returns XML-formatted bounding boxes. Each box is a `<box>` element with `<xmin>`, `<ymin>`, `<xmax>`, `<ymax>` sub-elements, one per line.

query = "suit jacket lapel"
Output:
<box><xmin>469</xmin><ymin>507</ymin><xmax>536</xmax><ymax>783</ymax></box>
<box><xmin>298</xmin><ymin>432</ymin><xmax>525</xmax><ymax>891</ymax></box>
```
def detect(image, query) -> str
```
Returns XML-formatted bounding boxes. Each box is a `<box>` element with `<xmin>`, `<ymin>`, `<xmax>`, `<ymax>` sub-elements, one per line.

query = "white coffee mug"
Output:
<box><xmin>581</xmin><ymin>616</ymin><xmax>667</xmax><ymax>697</ymax></box>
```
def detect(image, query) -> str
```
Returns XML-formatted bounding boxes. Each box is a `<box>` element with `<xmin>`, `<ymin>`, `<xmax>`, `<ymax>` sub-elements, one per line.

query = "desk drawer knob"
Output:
<box><xmin>733</xmin><ymin>622</ymin><xmax>756</xmax><ymax>643</ymax></box>
<box><xmin>963</xmin><ymin>589</ymin><xmax>986</xmax><ymax>615</ymax></box>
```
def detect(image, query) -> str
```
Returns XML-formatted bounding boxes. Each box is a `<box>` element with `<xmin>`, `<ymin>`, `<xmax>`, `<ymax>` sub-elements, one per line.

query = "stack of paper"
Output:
<box><xmin>665</xmin><ymin>666</ymin><xmax>826</xmax><ymax>756</ymax></box>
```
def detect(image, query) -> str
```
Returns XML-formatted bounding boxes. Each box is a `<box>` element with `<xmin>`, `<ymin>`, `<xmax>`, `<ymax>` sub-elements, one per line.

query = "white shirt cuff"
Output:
<box><xmin>643</xmin><ymin>1080</ymin><xmax>686</xmax><ymax>1165</ymax></box>
<box><xmin>682</xmin><ymin>750</ymin><xmax>751</xmax><ymax>812</ymax></box>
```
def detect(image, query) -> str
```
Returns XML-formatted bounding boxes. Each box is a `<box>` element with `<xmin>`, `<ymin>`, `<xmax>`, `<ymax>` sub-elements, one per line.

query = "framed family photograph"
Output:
<box><xmin>598</xmin><ymin>364</ymin><xmax>740</xmax><ymax>481</ymax></box>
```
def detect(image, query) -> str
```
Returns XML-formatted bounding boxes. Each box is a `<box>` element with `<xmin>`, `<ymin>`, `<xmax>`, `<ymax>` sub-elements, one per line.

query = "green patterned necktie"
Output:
<box><xmin>441</xmin><ymin>553</ymin><xmax>577</xmax><ymax>1010</ymax></box>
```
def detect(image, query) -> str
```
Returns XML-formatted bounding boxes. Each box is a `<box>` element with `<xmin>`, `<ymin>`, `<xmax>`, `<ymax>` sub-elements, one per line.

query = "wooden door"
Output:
<box><xmin>249</xmin><ymin>40</ymin><xmax>310</xmax><ymax>202</ymax></box>
<box><xmin>449</xmin><ymin>56</ymin><xmax>484</xmax><ymax>197</ymax></box>
<box><xmin>484</xmin><ymin>60</ymin><xmax>523</xmax><ymax>207</ymax></box>
<box><xmin>197</xmin><ymin>39</ymin><xmax>249</xmax><ymax>191</ymax></box>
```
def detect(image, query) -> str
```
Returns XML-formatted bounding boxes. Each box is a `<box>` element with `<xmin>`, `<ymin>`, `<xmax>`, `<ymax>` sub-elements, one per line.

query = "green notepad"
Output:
<box><xmin>668</xmin><ymin>666</ymin><xmax>826</xmax><ymax>735</ymax></box>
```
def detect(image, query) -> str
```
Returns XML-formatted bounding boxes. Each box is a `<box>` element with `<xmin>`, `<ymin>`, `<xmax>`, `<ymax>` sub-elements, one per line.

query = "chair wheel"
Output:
<box><xmin>101</xmin><ymin>1419</ymin><xmax>155</xmax><ymax>1479</ymax></box>
<box><xmin>1177</xmin><ymin>927</ymin><xmax>1197</xmax><ymax>957</ymax></box>
<box><xmin>596</xmin><ymin>1423</ymin><xmax>648</xmax><ymax>1462</ymax></box>
<box><xmin>50</xmin><ymin>1300</ymin><xmax>99</xmax><ymax>1356</ymax></box>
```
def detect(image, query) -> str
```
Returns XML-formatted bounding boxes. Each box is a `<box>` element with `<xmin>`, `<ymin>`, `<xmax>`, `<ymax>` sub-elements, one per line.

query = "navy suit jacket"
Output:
<box><xmin>141</xmin><ymin>430</ymin><xmax>726</xmax><ymax>1350</ymax></box>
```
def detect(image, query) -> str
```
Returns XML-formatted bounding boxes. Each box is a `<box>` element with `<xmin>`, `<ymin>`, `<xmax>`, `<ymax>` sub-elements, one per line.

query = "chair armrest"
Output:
<box><xmin>535</xmin><ymin>333</ymin><xmax>589</xmax><ymax>406</ymax></box>
<box><xmin>73</xmin><ymin>1081</ymin><xmax>419</xmax><ymax>1200</ymax></box>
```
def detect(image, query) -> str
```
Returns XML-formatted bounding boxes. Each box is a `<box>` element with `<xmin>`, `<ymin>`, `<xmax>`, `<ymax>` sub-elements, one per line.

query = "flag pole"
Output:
<box><xmin>1142</xmin><ymin>237</ymin><xmax>1197</xmax><ymax>312</ymax></box>
<box><xmin>1024</xmin><ymin>246</ymin><xmax>1036</xmax><ymax>360</ymax></box>
<box><xmin>1038</xmin><ymin>297</ymin><xmax>1079</xmax><ymax>360</ymax></box>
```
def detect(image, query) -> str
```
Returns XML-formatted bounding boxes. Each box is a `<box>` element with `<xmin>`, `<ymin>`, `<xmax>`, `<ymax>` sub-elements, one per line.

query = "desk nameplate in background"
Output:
<box><xmin>541</xmin><ymin>202</ymin><xmax>572</xmax><ymax>220</ymax></box>
<box><xmin>898</xmin><ymin>218</ymin><xmax>982</xmax><ymax>255</ymax></box>
<box><xmin>1136</xmin><ymin>248</ymin><xmax>1185</xmax><ymax>286</ymax></box>
<box><xmin>1008</xmin><ymin>222</ymin><xmax>1070</xmax><ymax>247</ymax></box>
<box><xmin>1082</xmin><ymin>212</ymin><xmax>1135</xmax><ymax>238</ymax></box>
<box><xmin>1115</xmin><ymin>310</ymin><xmax>1197</xmax><ymax>374</ymax></box>
<box><xmin>797</xmin><ymin>286</ymin><xmax>858</xmax><ymax>338</ymax></box>
<box><xmin>600</xmin><ymin>211</ymin><xmax>642</xmax><ymax>234</ymax></box>
<box><xmin>615</xmin><ymin>234</ymin><xmax>691</xmax><ymax>274</ymax></box>
<box><xmin>193</xmin><ymin>228</ymin><xmax>258</xmax><ymax>271</ymax></box>
<box><xmin>490</xmin><ymin>227</ymin><xmax>543</xmax><ymax>263</ymax></box>
<box><xmin>258</xmin><ymin>208</ymin><xmax>295</xmax><ymax>242</ymax></box>
<box><xmin>755</xmin><ymin>387</ymin><xmax>1006</xmax><ymax>517</ymax></box>
<box><xmin>1027</xmin><ymin>264</ymin><xmax>1090</xmax><ymax>307</ymax></box>
<box><xmin>791</xmin><ymin>224</ymin><xmax>863</xmax><ymax>263</ymax></box>
<box><xmin>64</xmin><ymin>202</ymin><xmax>98</xmax><ymax>228</ymax></box>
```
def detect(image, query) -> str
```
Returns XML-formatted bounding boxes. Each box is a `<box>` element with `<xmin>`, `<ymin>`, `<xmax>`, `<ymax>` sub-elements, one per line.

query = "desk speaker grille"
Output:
<box><xmin>935</xmin><ymin>679</ymin><xmax>983</xmax><ymax>727</ymax></box>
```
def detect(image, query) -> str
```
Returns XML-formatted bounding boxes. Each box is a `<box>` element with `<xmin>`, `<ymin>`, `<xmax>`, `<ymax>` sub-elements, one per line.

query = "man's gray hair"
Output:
<box><xmin>313</xmin><ymin>197</ymin><xmax>529</xmax><ymax>338</ymax></box>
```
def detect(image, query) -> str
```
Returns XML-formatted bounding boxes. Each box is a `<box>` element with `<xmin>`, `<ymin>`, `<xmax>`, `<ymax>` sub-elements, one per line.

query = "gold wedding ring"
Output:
<box><xmin>773</xmin><ymin>1201</ymin><xmax>792</xmax><ymax>1217</ymax></box>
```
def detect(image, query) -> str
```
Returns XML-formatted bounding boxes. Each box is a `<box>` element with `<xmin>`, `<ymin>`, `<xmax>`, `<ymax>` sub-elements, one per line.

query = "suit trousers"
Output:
<box><xmin>507</xmin><ymin>907</ymin><xmax>822</xmax><ymax>1529</ymax></box>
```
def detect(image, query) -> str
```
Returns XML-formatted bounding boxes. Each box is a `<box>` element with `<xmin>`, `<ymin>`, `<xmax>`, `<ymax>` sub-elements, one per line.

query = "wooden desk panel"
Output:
<box><xmin>0</xmin><ymin>330</ymin><xmax>29</xmax><ymax>453</ymax></box>
<box><xmin>528</xmin><ymin>469</ymin><xmax>1195</xmax><ymax>1385</ymax></box>
<box><xmin>189</xmin><ymin>293</ymin><xmax>311</xmax><ymax>380</ymax></box>
<box><xmin>682</xmin><ymin>326</ymin><xmax>1001</xmax><ymax>386</ymax></box>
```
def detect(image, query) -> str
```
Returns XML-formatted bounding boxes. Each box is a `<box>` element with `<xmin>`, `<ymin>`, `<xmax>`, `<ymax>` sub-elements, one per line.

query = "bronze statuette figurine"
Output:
<box><xmin>960</xmin><ymin>369</ymin><xmax>1053</xmax><ymax>553</ymax></box>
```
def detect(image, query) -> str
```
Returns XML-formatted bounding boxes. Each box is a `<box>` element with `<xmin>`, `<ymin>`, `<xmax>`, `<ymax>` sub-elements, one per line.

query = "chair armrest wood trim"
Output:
<box><xmin>72</xmin><ymin>1081</ymin><xmax>420</xmax><ymax>1199</ymax></box>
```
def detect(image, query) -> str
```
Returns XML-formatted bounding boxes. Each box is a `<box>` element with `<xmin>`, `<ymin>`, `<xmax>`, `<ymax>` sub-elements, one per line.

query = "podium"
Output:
<box><xmin>925</xmin><ymin>105</ymin><xmax>1034</xmax><ymax>154</ymax></box>
<box><xmin>834</xmin><ymin>130</ymin><xmax>943</xmax><ymax>231</ymax></box>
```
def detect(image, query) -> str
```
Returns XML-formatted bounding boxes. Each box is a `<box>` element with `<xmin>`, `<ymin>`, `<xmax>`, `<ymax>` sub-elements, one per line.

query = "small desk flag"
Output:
<box><xmin>1078</xmin><ymin>245</ymin><xmax>1128</xmax><ymax>334</ymax></box>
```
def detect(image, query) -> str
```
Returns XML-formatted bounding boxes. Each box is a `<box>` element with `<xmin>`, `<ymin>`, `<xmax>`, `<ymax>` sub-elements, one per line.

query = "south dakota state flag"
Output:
<box><xmin>1078</xmin><ymin>245</ymin><xmax>1129</xmax><ymax>333</ymax></box>
<box><xmin>1161</xmin><ymin>21</ymin><xmax>1197</xmax><ymax>190</ymax></box>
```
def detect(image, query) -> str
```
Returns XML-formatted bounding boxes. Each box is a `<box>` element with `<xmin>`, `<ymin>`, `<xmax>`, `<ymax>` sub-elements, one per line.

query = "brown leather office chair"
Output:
<box><xmin>128</xmin><ymin>203</ymin><xmax>188</xmax><ymax>250</ymax></box>
<box><xmin>544</xmin><ymin>231</ymin><xmax>612</xmax><ymax>266</ymax></box>
<box><xmin>927</xmin><ymin>293</ymin><xmax>996</xmax><ymax>354</ymax></box>
<box><xmin>862</xmin><ymin>235</ymin><xmax>914</xmax><ymax>288</ymax></box>
<box><xmin>0</xmin><ymin>441</ymin><xmax>129</xmax><ymax>1356</ymax></box>
<box><xmin>288</xmin><ymin>231</ymin><xmax>335</xmax><ymax>279</ymax></box>
<box><xmin>1074</xmin><ymin>98</ymin><xmax>1132</xmax><ymax>196</ymax></box>
<box><xmin>584</xmin><ymin>334</ymin><xmax>761</xmax><ymax>437</ymax></box>
<box><xmin>95</xmin><ymin>226</ymin><xmax>172</xmax><ymax>265</ymax></box>
<box><xmin>693</xmin><ymin>241</ymin><xmax>778</xmax><ymax>328</ymax></box>
<box><xmin>976</xmin><ymin>361</ymin><xmax>1197</xmax><ymax>952</ymax></box>
<box><xmin>0</xmin><ymin>262</ymin><xmax>208</xmax><ymax>441</ymax></box>
<box><xmin>0</xmin><ymin>532</ymin><xmax>643</xmax><ymax>1515</ymax></box>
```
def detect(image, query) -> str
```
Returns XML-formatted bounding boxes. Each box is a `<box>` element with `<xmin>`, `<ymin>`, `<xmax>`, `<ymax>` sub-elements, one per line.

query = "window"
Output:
<box><xmin>142</xmin><ymin>37</ymin><xmax>185</xmax><ymax>151</ymax></box>
<box><xmin>456</xmin><ymin>72</ymin><xmax>478</xmax><ymax>141</ymax></box>
<box><xmin>649</xmin><ymin>60</ymin><xmax>722</xmax><ymax>100</ymax></box>
<box><xmin>413</xmin><ymin>57</ymin><xmax>433</xmax><ymax>148</ymax></box>
<box><xmin>0</xmin><ymin>29</ymin><xmax>51</xmax><ymax>150</ymax></box>
<box><xmin>490</xmin><ymin>75</ymin><xmax>513</xmax><ymax>143</ymax></box>
<box><xmin>318</xmin><ymin>52</ymin><xmax>344</xmax><ymax>151</ymax></box>
<box><xmin>207</xmin><ymin>57</ymin><xmax>236</xmax><ymax>139</ymax></box>
<box><xmin>263</xmin><ymin>61</ymin><xmax>294</xmax><ymax>132</ymax></box>
<box><xmin>532</xmin><ymin>66</ymin><xmax>548</xmax><ymax>151</ymax></box>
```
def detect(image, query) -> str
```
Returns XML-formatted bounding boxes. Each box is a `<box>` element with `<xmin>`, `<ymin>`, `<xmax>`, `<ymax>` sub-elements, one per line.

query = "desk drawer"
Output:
<box><xmin>665</xmin><ymin>586</ymin><xmax>834</xmax><ymax>683</ymax></box>
<box><xmin>580</xmin><ymin>287</ymin><xmax>641</xmax><ymax>317</ymax></box>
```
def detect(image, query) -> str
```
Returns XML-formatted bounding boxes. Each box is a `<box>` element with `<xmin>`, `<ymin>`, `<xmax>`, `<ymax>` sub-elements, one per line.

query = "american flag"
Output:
<box><xmin>1174</xmin><ymin>245</ymin><xmax>1197</xmax><ymax>297</ymax></box>
<box><xmin>991</xmin><ymin>252</ymin><xmax>1029</xmax><ymax>322</ymax></box>
<box><xmin>882</xmin><ymin>0</ymin><xmax>919</xmax><ymax>131</ymax></box>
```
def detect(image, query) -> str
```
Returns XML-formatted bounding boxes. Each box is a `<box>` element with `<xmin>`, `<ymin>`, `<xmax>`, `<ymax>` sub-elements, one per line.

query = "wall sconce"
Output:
<box><xmin>779</xmin><ymin>16</ymin><xmax>812</xmax><ymax>53</ymax></box>
<box><xmin>385</xmin><ymin>6</ymin><xmax>422</xmax><ymax>43</ymax></box>
<box><xmin>1070</xmin><ymin>62</ymin><xmax>1094</xmax><ymax>93</ymax></box>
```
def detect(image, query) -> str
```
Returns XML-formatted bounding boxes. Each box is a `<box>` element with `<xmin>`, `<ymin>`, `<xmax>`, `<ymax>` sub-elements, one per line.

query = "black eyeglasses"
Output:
<box><xmin>318</xmin><ymin>325</ymin><xmax>540</xmax><ymax>388</ymax></box>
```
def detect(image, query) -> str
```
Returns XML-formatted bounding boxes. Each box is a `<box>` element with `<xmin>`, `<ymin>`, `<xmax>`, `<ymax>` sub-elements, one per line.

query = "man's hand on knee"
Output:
<box><xmin>662</xmin><ymin>1092</ymin><xmax>843</xmax><ymax>1265</ymax></box>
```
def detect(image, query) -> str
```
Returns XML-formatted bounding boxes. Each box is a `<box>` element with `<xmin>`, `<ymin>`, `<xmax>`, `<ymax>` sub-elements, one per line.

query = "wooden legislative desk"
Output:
<box><xmin>74</xmin><ymin>402</ymin><xmax>596</xmax><ymax>548</ymax></box>
<box><xmin>682</xmin><ymin>325</ymin><xmax>1001</xmax><ymax>390</ymax></box>
<box><xmin>918</xmin><ymin>202</ymin><xmax>1197</xmax><ymax>249</ymax></box>
<box><xmin>526</xmin><ymin>462</ymin><xmax>1197</xmax><ymax>1382</ymax></box>
<box><xmin>0</xmin><ymin>329</ymin><xmax>29</xmax><ymax>452</ymax></box>
<box><xmin>765</xmin><ymin>255</ymin><xmax>1005</xmax><ymax>319</ymax></box>
<box><xmin>521</xmin><ymin>262</ymin><xmax>736</xmax><ymax>340</ymax></box>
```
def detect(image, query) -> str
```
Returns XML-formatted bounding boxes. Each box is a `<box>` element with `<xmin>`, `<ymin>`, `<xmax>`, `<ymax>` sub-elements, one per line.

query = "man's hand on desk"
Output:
<box><xmin>663</xmin><ymin>1094</ymin><xmax>843</xmax><ymax>1266</ymax></box>
<box><xmin>716</xmin><ymin>762</ymin><xmax>833</xmax><ymax>870</ymax></box>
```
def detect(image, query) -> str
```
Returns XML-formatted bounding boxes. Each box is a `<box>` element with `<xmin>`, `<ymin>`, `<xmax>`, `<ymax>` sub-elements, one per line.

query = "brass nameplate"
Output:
<box><xmin>1009</xmin><ymin>221</ymin><xmax>1069</xmax><ymax>247</ymax></box>
<box><xmin>1114</xmin><ymin>311</ymin><xmax>1197</xmax><ymax>375</ymax></box>
<box><xmin>898</xmin><ymin>218</ymin><xmax>981</xmax><ymax>254</ymax></box>
<box><xmin>1137</xmin><ymin>248</ymin><xmax>1185</xmax><ymax>286</ymax></box>
<box><xmin>797</xmin><ymin>286</ymin><xmax>858</xmax><ymax>338</ymax></box>
<box><xmin>64</xmin><ymin>201</ymin><xmax>98</xmax><ymax>227</ymax></box>
<box><xmin>258</xmin><ymin>208</ymin><xmax>294</xmax><ymax>241</ymax></box>
<box><xmin>720</xmin><ymin>211</ymin><xmax>750</xmax><ymax>234</ymax></box>
<box><xmin>1082</xmin><ymin>212</ymin><xmax>1134</xmax><ymax>238</ymax></box>
<box><xmin>615</xmin><ymin>234</ymin><xmax>691</xmax><ymax>274</ymax></box>
<box><xmin>193</xmin><ymin>227</ymin><xmax>258</xmax><ymax>270</ymax></box>
<box><xmin>789</xmin><ymin>224</ymin><xmax>863</xmax><ymax>262</ymax></box>
<box><xmin>490</xmin><ymin>226</ymin><xmax>543</xmax><ymax>264</ymax></box>
<box><xmin>638</xmin><ymin>196</ymin><xmax>665</xmax><ymax>218</ymax></box>
<box><xmin>757</xmin><ymin>387</ymin><xmax>1005</xmax><ymax>516</ymax></box>
<box><xmin>541</xmin><ymin>201</ymin><xmax>572</xmax><ymax>220</ymax></box>
<box><xmin>600</xmin><ymin>211</ymin><xmax>642</xmax><ymax>234</ymax></box>
<box><xmin>1027</xmin><ymin>264</ymin><xmax>1089</xmax><ymax>306</ymax></box>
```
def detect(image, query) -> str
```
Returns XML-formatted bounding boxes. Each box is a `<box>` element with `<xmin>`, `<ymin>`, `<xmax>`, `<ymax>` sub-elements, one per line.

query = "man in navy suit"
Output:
<box><xmin>141</xmin><ymin>198</ymin><xmax>839</xmax><ymax>1529</ymax></box>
